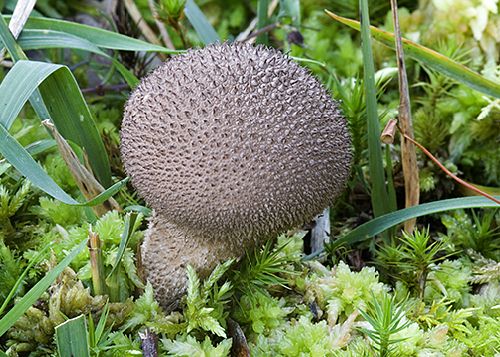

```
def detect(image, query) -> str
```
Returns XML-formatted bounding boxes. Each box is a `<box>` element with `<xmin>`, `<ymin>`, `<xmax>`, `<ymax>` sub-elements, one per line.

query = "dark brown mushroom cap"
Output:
<box><xmin>121</xmin><ymin>42</ymin><xmax>352</xmax><ymax>240</ymax></box>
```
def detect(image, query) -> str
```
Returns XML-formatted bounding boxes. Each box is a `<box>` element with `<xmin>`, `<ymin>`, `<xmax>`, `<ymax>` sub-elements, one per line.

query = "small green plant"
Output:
<box><xmin>161</xmin><ymin>334</ymin><xmax>232</xmax><ymax>357</ymax></box>
<box><xmin>232</xmin><ymin>290</ymin><xmax>291</xmax><ymax>335</ymax></box>
<box><xmin>425</xmin><ymin>259</ymin><xmax>472</xmax><ymax>307</ymax></box>
<box><xmin>0</xmin><ymin>241</ymin><xmax>23</xmax><ymax>304</ymax></box>
<box><xmin>87</xmin><ymin>303</ymin><xmax>112</xmax><ymax>356</ymax></box>
<box><xmin>375</xmin><ymin>227</ymin><xmax>450</xmax><ymax>298</ymax></box>
<box><xmin>358</xmin><ymin>292</ymin><xmax>411</xmax><ymax>357</ymax></box>
<box><xmin>0</xmin><ymin>180</ymin><xmax>31</xmax><ymax>222</ymax></box>
<box><xmin>183</xmin><ymin>261</ymin><xmax>234</xmax><ymax>338</ymax></box>
<box><xmin>305</xmin><ymin>260</ymin><xmax>387</xmax><ymax>325</ymax></box>
<box><xmin>157</xmin><ymin>0</ymin><xmax>187</xmax><ymax>22</ymax></box>
<box><xmin>441</xmin><ymin>209</ymin><xmax>500</xmax><ymax>260</ymax></box>
<box><xmin>232</xmin><ymin>239</ymin><xmax>296</xmax><ymax>296</ymax></box>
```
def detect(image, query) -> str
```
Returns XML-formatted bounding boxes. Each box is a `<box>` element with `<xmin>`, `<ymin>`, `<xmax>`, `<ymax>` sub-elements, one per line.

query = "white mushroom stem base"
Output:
<box><xmin>141</xmin><ymin>211</ymin><xmax>255</xmax><ymax>311</ymax></box>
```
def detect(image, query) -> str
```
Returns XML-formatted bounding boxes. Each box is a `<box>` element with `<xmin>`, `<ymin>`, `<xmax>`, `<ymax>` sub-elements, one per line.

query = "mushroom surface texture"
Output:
<box><xmin>120</xmin><ymin>42</ymin><xmax>352</xmax><ymax>310</ymax></box>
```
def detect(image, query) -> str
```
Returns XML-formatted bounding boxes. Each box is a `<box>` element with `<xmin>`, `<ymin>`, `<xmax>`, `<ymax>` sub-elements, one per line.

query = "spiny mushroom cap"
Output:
<box><xmin>121</xmin><ymin>43</ymin><xmax>352</xmax><ymax>240</ymax></box>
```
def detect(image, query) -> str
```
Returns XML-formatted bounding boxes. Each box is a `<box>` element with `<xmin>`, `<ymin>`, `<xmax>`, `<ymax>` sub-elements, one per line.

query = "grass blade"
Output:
<box><xmin>107</xmin><ymin>212</ymin><xmax>139</xmax><ymax>279</ymax></box>
<box><xmin>184</xmin><ymin>0</ymin><xmax>220</xmax><ymax>45</ymax></box>
<box><xmin>359</xmin><ymin>0</ymin><xmax>391</xmax><ymax>219</ymax></box>
<box><xmin>0</xmin><ymin>124</ymin><xmax>79</xmax><ymax>204</ymax></box>
<box><xmin>329</xmin><ymin>196</ymin><xmax>500</xmax><ymax>250</ymax></box>
<box><xmin>17</xmin><ymin>29</ymin><xmax>139</xmax><ymax>87</ymax></box>
<box><xmin>25</xmin><ymin>139</ymin><xmax>56</xmax><ymax>156</ymax></box>
<box><xmin>18</xmin><ymin>28</ymin><xmax>108</xmax><ymax>53</ymax></box>
<box><xmin>0</xmin><ymin>13</ymin><xmax>27</xmax><ymax>61</ymax></box>
<box><xmin>43</xmin><ymin>119</ymin><xmax>121</xmax><ymax>215</ymax></box>
<box><xmin>38</xmin><ymin>65</ymin><xmax>112</xmax><ymax>185</ymax></box>
<box><xmin>2</xmin><ymin>15</ymin><xmax>179</xmax><ymax>53</ymax></box>
<box><xmin>93</xmin><ymin>303</ymin><xmax>110</xmax><ymax>346</ymax></box>
<box><xmin>0</xmin><ymin>123</ymin><xmax>127</xmax><ymax>205</ymax></box>
<box><xmin>0</xmin><ymin>15</ymin><xmax>112</xmax><ymax>186</ymax></box>
<box><xmin>76</xmin><ymin>178</ymin><xmax>129</xmax><ymax>207</ymax></box>
<box><xmin>0</xmin><ymin>60</ymin><xmax>112</xmax><ymax>186</ymax></box>
<box><xmin>0</xmin><ymin>239</ymin><xmax>88</xmax><ymax>337</ymax></box>
<box><xmin>55</xmin><ymin>315</ymin><xmax>90</xmax><ymax>357</ymax></box>
<box><xmin>278</xmin><ymin>0</ymin><xmax>301</xmax><ymax>27</ymax></box>
<box><xmin>0</xmin><ymin>61</ymin><xmax>52</xmax><ymax>129</ymax></box>
<box><xmin>325</xmin><ymin>10</ymin><xmax>500</xmax><ymax>99</ymax></box>
<box><xmin>256</xmin><ymin>0</ymin><xmax>269</xmax><ymax>44</ymax></box>
<box><xmin>0</xmin><ymin>0</ymin><xmax>35</xmax><ymax>61</ymax></box>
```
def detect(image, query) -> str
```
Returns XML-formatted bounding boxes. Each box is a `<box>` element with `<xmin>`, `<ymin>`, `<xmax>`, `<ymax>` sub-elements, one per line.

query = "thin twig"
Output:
<box><xmin>401</xmin><ymin>132</ymin><xmax>500</xmax><ymax>205</ymax></box>
<box><xmin>390</xmin><ymin>0</ymin><xmax>420</xmax><ymax>232</ymax></box>
<box><xmin>105</xmin><ymin>0</ymin><xmax>119</xmax><ymax>14</ymax></box>
<box><xmin>42</xmin><ymin>120</ymin><xmax>122</xmax><ymax>216</ymax></box>
<box><xmin>147</xmin><ymin>0</ymin><xmax>175</xmax><ymax>50</ymax></box>
<box><xmin>82</xmin><ymin>83</ymin><xmax>130</xmax><ymax>95</ymax></box>
<box><xmin>384</xmin><ymin>117</ymin><xmax>500</xmax><ymax>204</ymax></box>
<box><xmin>241</xmin><ymin>23</ymin><xmax>279</xmax><ymax>42</ymax></box>
<box><xmin>123</xmin><ymin>0</ymin><xmax>168</xmax><ymax>59</ymax></box>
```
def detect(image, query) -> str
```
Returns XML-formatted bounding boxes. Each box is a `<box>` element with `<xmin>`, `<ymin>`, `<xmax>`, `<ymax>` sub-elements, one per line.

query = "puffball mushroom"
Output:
<box><xmin>120</xmin><ymin>42</ymin><xmax>352</xmax><ymax>310</ymax></box>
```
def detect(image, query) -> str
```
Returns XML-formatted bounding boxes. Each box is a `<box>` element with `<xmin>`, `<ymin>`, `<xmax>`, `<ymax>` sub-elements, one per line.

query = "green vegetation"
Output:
<box><xmin>1</xmin><ymin>0</ymin><xmax>499</xmax><ymax>355</ymax></box>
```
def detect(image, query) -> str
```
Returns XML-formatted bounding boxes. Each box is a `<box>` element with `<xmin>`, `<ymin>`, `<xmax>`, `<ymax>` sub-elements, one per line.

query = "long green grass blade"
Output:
<box><xmin>24</xmin><ymin>139</ymin><xmax>56</xmax><ymax>156</ymax></box>
<box><xmin>0</xmin><ymin>61</ymin><xmax>52</xmax><ymax>129</ymax></box>
<box><xmin>107</xmin><ymin>212</ymin><xmax>139</xmax><ymax>279</ymax></box>
<box><xmin>0</xmin><ymin>124</ymin><xmax>80</xmax><ymax>203</ymax></box>
<box><xmin>0</xmin><ymin>125</ymin><xmax>126</xmax><ymax>205</ymax></box>
<box><xmin>2</xmin><ymin>15</ymin><xmax>178</xmax><ymax>53</ymax></box>
<box><xmin>93</xmin><ymin>303</ymin><xmax>110</xmax><ymax>347</ymax></box>
<box><xmin>0</xmin><ymin>13</ymin><xmax>51</xmax><ymax>144</ymax></box>
<box><xmin>278</xmin><ymin>0</ymin><xmax>301</xmax><ymax>27</ymax></box>
<box><xmin>184</xmin><ymin>0</ymin><xmax>220</xmax><ymax>45</ymax></box>
<box><xmin>0</xmin><ymin>239</ymin><xmax>88</xmax><ymax>337</ymax></box>
<box><xmin>18</xmin><ymin>29</ymin><xmax>107</xmax><ymax>52</ymax></box>
<box><xmin>0</xmin><ymin>139</ymin><xmax>55</xmax><ymax>172</ymax></box>
<box><xmin>0</xmin><ymin>14</ymin><xmax>27</xmax><ymax>60</ymax></box>
<box><xmin>38</xmin><ymin>66</ymin><xmax>111</xmax><ymax>185</ymax></box>
<box><xmin>325</xmin><ymin>10</ymin><xmax>500</xmax><ymax>98</ymax></box>
<box><xmin>76</xmin><ymin>178</ymin><xmax>129</xmax><ymax>207</ymax></box>
<box><xmin>17</xmin><ymin>29</ymin><xmax>139</xmax><ymax>87</ymax></box>
<box><xmin>0</xmin><ymin>120</ymin><xmax>127</xmax><ymax>204</ymax></box>
<box><xmin>256</xmin><ymin>0</ymin><xmax>269</xmax><ymax>44</ymax></box>
<box><xmin>0</xmin><ymin>15</ymin><xmax>112</xmax><ymax>186</ymax></box>
<box><xmin>359</xmin><ymin>0</ymin><xmax>391</xmax><ymax>218</ymax></box>
<box><xmin>55</xmin><ymin>315</ymin><xmax>90</xmax><ymax>357</ymax></box>
<box><xmin>329</xmin><ymin>196</ymin><xmax>500</xmax><ymax>250</ymax></box>
<box><xmin>0</xmin><ymin>60</ymin><xmax>112</xmax><ymax>186</ymax></box>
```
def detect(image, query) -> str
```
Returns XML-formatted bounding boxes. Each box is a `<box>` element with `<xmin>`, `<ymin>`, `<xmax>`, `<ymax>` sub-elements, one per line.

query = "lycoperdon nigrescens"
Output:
<box><xmin>120</xmin><ymin>42</ymin><xmax>352</xmax><ymax>310</ymax></box>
